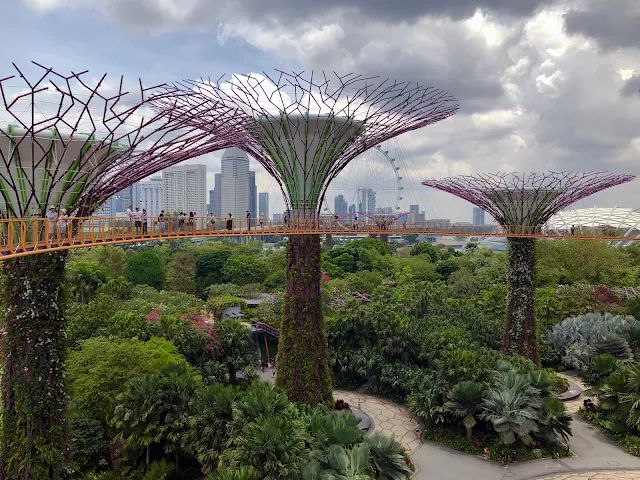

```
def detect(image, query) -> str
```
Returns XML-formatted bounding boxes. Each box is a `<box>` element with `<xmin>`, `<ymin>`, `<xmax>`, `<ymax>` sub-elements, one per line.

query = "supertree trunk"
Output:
<box><xmin>325</xmin><ymin>233</ymin><xmax>333</xmax><ymax>250</ymax></box>
<box><xmin>1</xmin><ymin>253</ymin><xmax>68</xmax><ymax>480</ymax></box>
<box><xmin>275</xmin><ymin>233</ymin><xmax>332</xmax><ymax>405</ymax></box>
<box><xmin>502</xmin><ymin>237</ymin><xmax>538</xmax><ymax>364</ymax></box>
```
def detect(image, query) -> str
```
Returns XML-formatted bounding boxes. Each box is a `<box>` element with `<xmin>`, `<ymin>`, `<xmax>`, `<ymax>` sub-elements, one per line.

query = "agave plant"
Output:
<box><xmin>444</xmin><ymin>381</ymin><xmax>485</xmax><ymax>440</ymax></box>
<box><xmin>324</xmin><ymin>443</ymin><xmax>372</xmax><ymax>480</ymax></box>
<box><xmin>481</xmin><ymin>371</ymin><xmax>542</xmax><ymax>445</ymax></box>
<box><xmin>547</xmin><ymin>313</ymin><xmax>639</xmax><ymax>370</ymax></box>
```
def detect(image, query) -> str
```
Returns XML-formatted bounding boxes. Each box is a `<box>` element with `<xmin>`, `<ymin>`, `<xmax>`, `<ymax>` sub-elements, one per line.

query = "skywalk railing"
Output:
<box><xmin>0</xmin><ymin>216</ymin><xmax>635</xmax><ymax>259</ymax></box>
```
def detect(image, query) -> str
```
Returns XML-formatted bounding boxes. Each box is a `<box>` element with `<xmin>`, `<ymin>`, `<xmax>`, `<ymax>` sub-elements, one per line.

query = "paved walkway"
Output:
<box><xmin>258</xmin><ymin>370</ymin><xmax>640</xmax><ymax>479</ymax></box>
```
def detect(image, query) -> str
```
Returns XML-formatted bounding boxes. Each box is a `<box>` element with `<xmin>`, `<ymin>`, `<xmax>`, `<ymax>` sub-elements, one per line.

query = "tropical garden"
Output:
<box><xmin>2</xmin><ymin>234</ymin><xmax>640</xmax><ymax>479</ymax></box>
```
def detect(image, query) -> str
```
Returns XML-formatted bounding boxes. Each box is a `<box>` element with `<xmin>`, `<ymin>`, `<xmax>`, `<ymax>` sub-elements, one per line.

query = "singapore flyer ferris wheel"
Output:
<box><xmin>322</xmin><ymin>142</ymin><xmax>404</xmax><ymax>216</ymax></box>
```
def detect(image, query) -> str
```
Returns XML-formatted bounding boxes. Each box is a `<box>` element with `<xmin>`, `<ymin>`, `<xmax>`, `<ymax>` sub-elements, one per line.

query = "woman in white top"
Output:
<box><xmin>58</xmin><ymin>208</ymin><xmax>68</xmax><ymax>240</ymax></box>
<box><xmin>46</xmin><ymin>205</ymin><xmax>58</xmax><ymax>242</ymax></box>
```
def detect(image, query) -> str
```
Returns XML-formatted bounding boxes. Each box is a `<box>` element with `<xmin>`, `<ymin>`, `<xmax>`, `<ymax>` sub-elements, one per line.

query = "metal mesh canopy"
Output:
<box><xmin>154</xmin><ymin>71</ymin><xmax>459</xmax><ymax>215</ymax></box>
<box><xmin>0</xmin><ymin>62</ymin><xmax>244</xmax><ymax>217</ymax></box>
<box><xmin>549</xmin><ymin>207</ymin><xmax>640</xmax><ymax>230</ymax></box>
<box><xmin>422</xmin><ymin>172</ymin><xmax>636</xmax><ymax>227</ymax></box>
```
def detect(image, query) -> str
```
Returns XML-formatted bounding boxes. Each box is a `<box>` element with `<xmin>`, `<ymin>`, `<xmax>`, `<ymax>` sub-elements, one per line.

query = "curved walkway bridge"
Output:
<box><xmin>0</xmin><ymin>215</ymin><xmax>636</xmax><ymax>260</ymax></box>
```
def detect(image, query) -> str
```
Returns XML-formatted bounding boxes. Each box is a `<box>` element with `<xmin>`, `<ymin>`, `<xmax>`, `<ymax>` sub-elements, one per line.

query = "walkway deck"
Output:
<box><xmin>0</xmin><ymin>215</ymin><xmax>635</xmax><ymax>259</ymax></box>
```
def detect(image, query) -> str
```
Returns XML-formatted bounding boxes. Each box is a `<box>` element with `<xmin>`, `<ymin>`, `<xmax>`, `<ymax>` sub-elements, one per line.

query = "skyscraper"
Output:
<box><xmin>358</xmin><ymin>188</ymin><xmax>376</xmax><ymax>214</ymax></box>
<box><xmin>334</xmin><ymin>194</ymin><xmax>348</xmax><ymax>215</ymax></box>
<box><xmin>210</xmin><ymin>173</ymin><xmax>222</xmax><ymax>217</ymax></box>
<box><xmin>409</xmin><ymin>204</ymin><xmax>419</xmax><ymax>222</ymax></box>
<box><xmin>220</xmin><ymin>147</ymin><xmax>250</xmax><ymax>219</ymax></box>
<box><xmin>138</xmin><ymin>177</ymin><xmax>163</xmax><ymax>218</ymax></box>
<box><xmin>259</xmin><ymin>192</ymin><xmax>269</xmax><ymax>220</ymax></box>
<box><xmin>249</xmin><ymin>171</ymin><xmax>258</xmax><ymax>218</ymax></box>
<box><xmin>348</xmin><ymin>204</ymin><xmax>356</xmax><ymax>219</ymax></box>
<box><xmin>473</xmin><ymin>207</ymin><xmax>485</xmax><ymax>225</ymax></box>
<box><xmin>162</xmin><ymin>164</ymin><xmax>207</xmax><ymax>215</ymax></box>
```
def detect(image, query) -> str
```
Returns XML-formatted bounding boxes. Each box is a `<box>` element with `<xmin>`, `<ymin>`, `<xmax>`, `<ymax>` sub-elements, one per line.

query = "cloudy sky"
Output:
<box><xmin>3</xmin><ymin>0</ymin><xmax>640</xmax><ymax>221</ymax></box>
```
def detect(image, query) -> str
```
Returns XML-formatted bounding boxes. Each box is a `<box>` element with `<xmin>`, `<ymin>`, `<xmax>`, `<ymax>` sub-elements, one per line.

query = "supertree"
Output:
<box><xmin>359</xmin><ymin>211</ymin><xmax>408</xmax><ymax>243</ymax></box>
<box><xmin>157</xmin><ymin>71</ymin><xmax>459</xmax><ymax>404</ymax></box>
<box><xmin>423</xmin><ymin>172</ymin><xmax>635</xmax><ymax>363</ymax></box>
<box><xmin>0</xmin><ymin>62</ymin><xmax>241</xmax><ymax>478</ymax></box>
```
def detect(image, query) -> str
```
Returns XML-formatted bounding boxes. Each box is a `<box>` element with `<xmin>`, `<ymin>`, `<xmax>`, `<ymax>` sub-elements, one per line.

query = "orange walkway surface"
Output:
<box><xmin>0</xmin><ymin>216</ymin><xmax>635</xmax><ymax>260</ymax></box>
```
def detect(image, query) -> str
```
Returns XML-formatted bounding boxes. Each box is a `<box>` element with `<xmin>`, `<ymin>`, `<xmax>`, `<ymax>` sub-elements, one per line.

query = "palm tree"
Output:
<box><xmin>227</xmin><ymin>416</ymin><xmax>308</xmax><ymax>480</ymax></box>
<box><xmin>66</xmin><ymin>262</ymin><xmax>107</xmax><ymax>303</ymax></box>
<box><xmin>112</xmin><ymin>374</ymin><xmax>162</xmax><ymax>467</ymax></box>
<box><xmin>229</xmin><ymin>382</ymin><xmax>289</xmax><ymax>435</ymax></box>
<box><xmin>534</xmin><ymin>397</ymin><xmax>572</xmax><ymax>443</ymax></box>
<box><xmin>100</xmin><ymin>276</ymin><xmax>134</xmax><ymax>300</ymax></box>
<box><xmin>184</xmin><ymin>383</ymin><xmax>238</xmax><ymax>473</ymax></box>
<box><xmin>445</xmin><ymin>381</ymin><xmax>485</xmax><ymax>440</ymax></box>
<box><xmin>481</xmin><ymin>371</ymin><xmax>542</xmax><ymax>445</ymax></box>
<box><xmin>206</xmin><ymin>466</ymin><xmax>256</xmax><ymax>480</ymax></box>
<box><xmin>365</xmin><ymin>432</ymin><xmax>413</xmax><ymax>480</ymax></box>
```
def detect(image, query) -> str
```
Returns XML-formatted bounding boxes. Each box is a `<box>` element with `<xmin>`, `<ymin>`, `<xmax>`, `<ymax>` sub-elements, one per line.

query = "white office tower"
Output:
<box><xmin>94</xmin><ymin>195</ymin><xmax>118</xmax><ymax>217</ymax></box>
<box><xmin>259</xmin><ymin>192</ymin><xmax>269</xmax><ymax>220</ymax></box>
<box><xmin>162</xmin><ymin>164</ymin><xmax>207</xmax><ymax>215</ymax></box>
<box><xmin>220</xmin><ymin>147</ymin><xmax>250</xmax><ymax>220</ymax></box>
<box><xmin>137</xmin><ymin>177</ymin><xmax>163</xmax><ymax>218</ymax></box>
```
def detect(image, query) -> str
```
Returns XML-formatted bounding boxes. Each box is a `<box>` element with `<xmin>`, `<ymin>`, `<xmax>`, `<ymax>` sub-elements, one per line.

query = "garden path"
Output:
<box><xmin>257</xmin><ymin>370</ymin><xmax>640</xmax><ymax>479</ymax></box>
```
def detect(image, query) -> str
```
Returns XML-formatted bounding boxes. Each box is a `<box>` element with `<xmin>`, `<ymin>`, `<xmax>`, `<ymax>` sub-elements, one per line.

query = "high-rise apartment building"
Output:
<box><xmin>348</xmin><ymin>204</ymin><xmax>356</xmax><ymax>218</ymax></box>
<box><xmin>259</xmin><ymin>192</ymin><xmax>269</xmax><ymax>219</ymax></box>
<box><xmin>209</xmin><ymin>173</ymin><xmax>222</xmax><ymax>217</ymax></box>
<box><xmin>358</xmin><ymin>188</ymin><xmax>376</xmax><ymax>214</ymax></box>
<box><xmin>334</xmin><ymin>194</ymin><xmax>348</xmax><ymax>215</ymax></box>
<box><xmin>220</xmin><ymin>147</ymin><xmax>250</xmax><ymax>219</ymax></box>
<box><xmin>272</xmin><ymin>213</ymin><xmax>282</xmax><ymax>222</ymax></box>
<box><xmin>162</xmin><ymin>164</ymin><xmax>207</xmax><ymax>215</ymax></box>
<box><xmin>249</xmin><ymin>171</ymin><xmax>258</xmax><ymax>218</ymax></box>
<box><xmin>473</xmin><ymin>207</ymin><xmax>485</xmax><ymax>225</ymax></box>
<box><xmin>138</xmin><ymin>177</ymin><xmax>163</xmax><ymax>218</ymax></box>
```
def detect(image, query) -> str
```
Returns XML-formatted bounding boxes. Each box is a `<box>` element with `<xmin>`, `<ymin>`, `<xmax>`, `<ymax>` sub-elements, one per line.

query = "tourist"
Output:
<box><xmin>414</xmin><ymin>422</ymin><xmax>422</xmax><ymax>438</ymax></box>
<box><xmin>46</xmin><ymin>205</ymin><xmax>57</xmax><ymax>242</ymax></box>
<box><xmin>58</xmin><ymin>208</ymin><xmax>68</xmax><ymax>239</ymax></box>
<box><xmin>126</xmin><ymin>204</ymin><xmax>133</xmax><ymax>234</ymax></box>
<box><xmin>208</xmin><ymin>212</ymin><xmax>216</xmax><ymax>231</ymax></box>
<box><xmin>226</xmin><ymin>213</ymin><xmax>233</xmax><ymax>232</ymax></box>
<box><xmin>178</xmin><ymin>212</ymin><xmax>185</xmax><ymax>232</ymax></box>
<box><xmin>134</xmin><ymin>207</ymin><xmax>142</xmax><ymax>235</ymax></box>
<box><xmin>246</xmin><ymin>210</ymin><xmax>251</xmax><ymax>232</ymax></box>
<box><xmin>158</xmin><ymin>210</ymin><xmax>166</xmax><ymax>233</ymax></box>
<box><xmin>188</xmin><ymin>212</ymin><xmax>195</xmax><ymax>232</ymax></box>
<box><xmin>570</xmin><ymin>224</ymin><xmax>575</xmax><ymax>236</ymax></box>
<box><xmin>259</xmin><ymin>212</ymin><xmax>264</xmax><ymax>229</ymax></box>
<box><xmin>141</xmin><ymin>209</ymin><xmax>148</xmax><ymax>235</ymax></box>
<box><xmin>353</xmin><ymin>216</ymin><xmax>358</xmax><ymax>230</ymax></box>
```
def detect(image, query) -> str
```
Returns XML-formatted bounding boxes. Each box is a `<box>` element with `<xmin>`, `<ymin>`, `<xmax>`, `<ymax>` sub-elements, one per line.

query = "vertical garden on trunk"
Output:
<box><xmin>423</xmin><ymin>172</ymin><xmax>635</xmax><ymax>365</ymax></box>
<box><xmin>158</xmin><ymin>71</ymin><xmax>459</xmax><ymax>403</ymax></box>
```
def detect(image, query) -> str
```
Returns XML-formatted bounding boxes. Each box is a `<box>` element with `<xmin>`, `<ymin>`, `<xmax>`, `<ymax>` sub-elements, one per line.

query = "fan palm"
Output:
<box><xmin>230</xmin><ymin>382</ymin><xmax>289</xmax><ymax>435</ymax></box>
<box><xmin>445</xmin><ymin>381</ymin><xmax>485</xmax><ymax>440</ymax></box>
<box><xmin>534</xmin><ymin>397</ymin><xmax>572</xmax><ymax>443</ymax></box>
<box><xmin>206</xmin><ymin>466</ymin><xmax>256</xmax><ymax>480</ymax></box>
<box><xmin>365</xmin><ymin>432</ymin><xmax>413</xmax><ymax>480</ymax></box>
<box><xmin>228</xmin><ymin>416</ymin><xmax>308</xmax><ymax>480</ymax></box>
<box><xmin>481</xmin><ymin>371</ymin><xmax>542</xmax><ymax>445</ymax></box>
<box><xmin>184</xmin><ymin>383</ymin><xmax>238</xmax><ymax>473</ymax></box>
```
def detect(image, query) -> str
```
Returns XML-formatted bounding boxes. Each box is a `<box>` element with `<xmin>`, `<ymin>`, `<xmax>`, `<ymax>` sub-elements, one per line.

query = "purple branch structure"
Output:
<box><xmin>157</xmin><ymin>71</ymin><xmax>459</xmax><ymax>404</ymax></box>
<box><xmin>0</xmin><ymin>62</ymin><xmax>243</xmax><ymax>218</ymax></box>
<box><xmin>0</xmin><ymin>62</ymin><xmax>242</xmax><ymax>477</ymax></box>
<box><xmin>359</xmin><ymin>211</ymin><xmax>409</xmax><ymax>243</ymax></box>
<box><xmin>422</xmin><ymin>171</ymin><xmax>636</xmax><ymax>363</ymax></box>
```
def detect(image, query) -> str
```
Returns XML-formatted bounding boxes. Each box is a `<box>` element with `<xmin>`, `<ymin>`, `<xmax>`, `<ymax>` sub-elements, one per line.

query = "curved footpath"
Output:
<box><xmin>257</xmin><ymin>370</ymin><xmax>640</xmax><ymax>480</ymax></box>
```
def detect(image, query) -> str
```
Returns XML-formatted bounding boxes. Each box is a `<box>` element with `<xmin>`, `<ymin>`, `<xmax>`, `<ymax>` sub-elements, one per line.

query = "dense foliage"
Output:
<box><xmin>5</xmin><ymin>234</ymin><xmax>640</xmax><ymax>478</ymax></box>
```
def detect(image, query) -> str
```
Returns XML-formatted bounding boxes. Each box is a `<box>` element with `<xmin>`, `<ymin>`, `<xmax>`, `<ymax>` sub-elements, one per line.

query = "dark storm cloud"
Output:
<box><xmin>75</xmin><ymin>0</ymin><xmax>557</xmax><ymax>28</ymax></box>
<box><xmin>620</xmin><ymin>74</ymin><xmax>640</xmax><ymax>98</ymax></box>
<box><xmin>564</xmin><ymin>3</ymin><xmax>640</xmax><ymax>50</ymax></box>
<box><xmin>228</xmin><ymin>0</ymin><xmax>557</xmax><ymax>23</ymax></box>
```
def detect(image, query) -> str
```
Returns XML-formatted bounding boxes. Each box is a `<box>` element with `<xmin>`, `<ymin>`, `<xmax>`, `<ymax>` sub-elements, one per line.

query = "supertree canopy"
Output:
<box><xmin>359</xmin><ymin>211</ymin><xmax>409</xmax><ymax>243</ymax></box>
<box><xmin>423</xmin><ymin>171</ymin><xmax>635</xmax><ymax>363</ymax></box>
<box><xmin>0</xmin><ymin>62</ymin><xmax>241</xmax><ymax>478</ymax></box>
<box><xmin>159</xmin><ymin>71</ymin><xmax>459</xmax><ymax>404</ymax></box>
